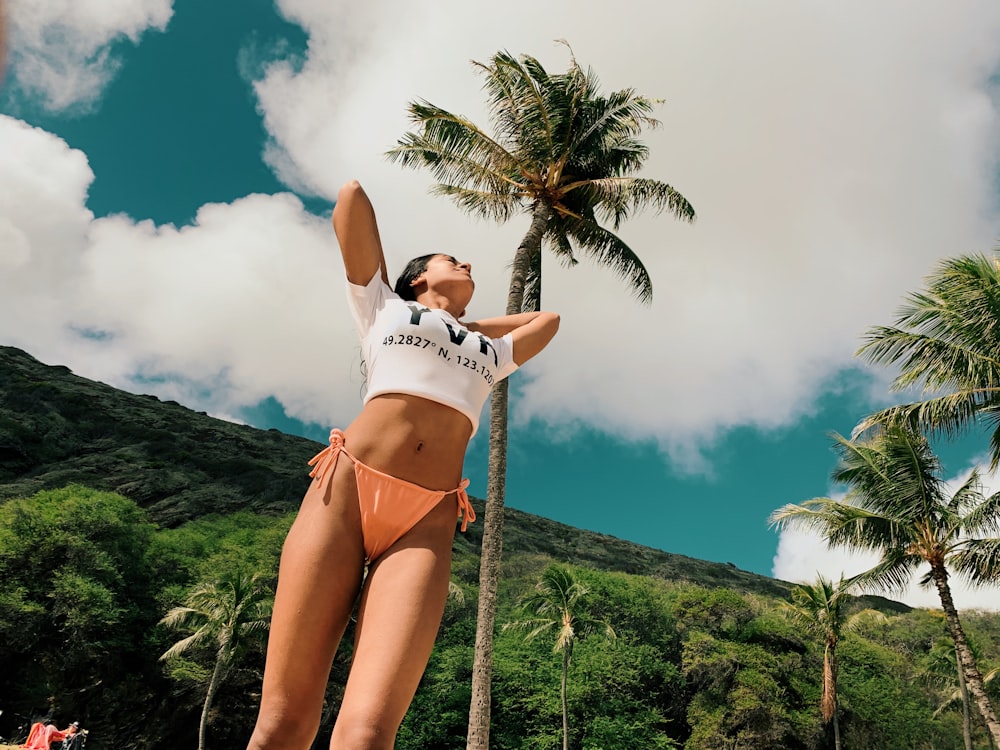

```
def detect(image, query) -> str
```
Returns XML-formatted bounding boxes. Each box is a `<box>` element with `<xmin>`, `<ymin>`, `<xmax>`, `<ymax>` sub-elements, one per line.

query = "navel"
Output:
<box><xmin>415</xmin><ymin>441</ymin><xmax>424</xmax><ymax>453</ymax></box>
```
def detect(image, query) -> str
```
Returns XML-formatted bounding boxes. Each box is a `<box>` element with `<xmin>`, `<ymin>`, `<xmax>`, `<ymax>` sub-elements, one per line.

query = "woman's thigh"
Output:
<box><xmin>330</xmin><ymin>493</ymin><xmax>458</xmax><ymax>747</ymax></box>
<box><xmin>250</xmin><ymin>463</ymin><xmax>367</xmax><ymax>747</ymax></box>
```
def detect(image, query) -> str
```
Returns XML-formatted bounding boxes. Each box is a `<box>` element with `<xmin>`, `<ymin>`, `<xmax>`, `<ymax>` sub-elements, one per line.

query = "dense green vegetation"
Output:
<box><xmin>2</xmin><ymin>484</ymin><xmax>999</xmax><ymax>750</ymax></box>
<box><xmin>3</xmin><ymin>346</ymin><xmax>1000</xmax><ymax>749</ymax></box>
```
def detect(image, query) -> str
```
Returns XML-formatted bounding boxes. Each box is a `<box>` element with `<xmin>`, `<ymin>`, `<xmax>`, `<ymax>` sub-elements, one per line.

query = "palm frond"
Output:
<box><xmin>430</xmin><ymin>184</ymin><xmax>524</xmax><ymax>223</ymax></box>
<box><xmin>831</xmin><ymin>426</ymin><xmax>950</xmax><ymax>527</ymax></box>
<box><xmin>847</xmin><ymin>550</ymin><xmax>924</xmax><ymax>595</ymax></box>
<box><xmin>159</xmin><ymin>628</ymin><xmax>208</xmax><ymax>661</ymax></box>
<box><xmin>562</xmin><ymin>177</ymin><xmax>695</xmax><ymax>229</ymax></box>
<box><xmin>959</xmin><ymin>489</ymin><xmax>1000</xmax><ymax>537</ymax></box>
<box><xmin>770</xmin><ymin>495</ymin><xmax>913</xmax><ymax>554</ymax></box>
<box><xmin>502</xmin><ymin>618</ymin><xmax>558</xmax><ymax>643</ymax></box>
<box><xmin>950</xmin><ymin>537</ymin><xmax>1000</xmax><ymax>584</ymax></box>
<box><xmin>860</xmin><ymin>328</ymin><xmax>1000</xmax><ymax>393</ymax></box>
<box><xmin>474</xmin><ymin>51</ymin><xmax>556</xmax><ymax>157</ymax></box>
<box><xmin>571</xmin><ymin>87</ymin><xmax>661</xmax><ymax>151</ymax></box>
<box><xmin>856</xmin><ymin>252</ymin><xmax>1000</xmax><ymax>468</ymax></box>
<box><xmin>547</xmin><ymin>213</ymin><xmax>653</xmax><ymax>304</ymax></box>
<box><xmin>854</xmin><ymin>392</ymin><xmax>995</xmax><ymax>463</ymax></box>
<box><xmin>388</xmin><ymin>102</ymin><xmax>527</xmax><ymax>190</ymax></box>
<box><xmin>946</xmin><ymin>469</ymin><xmax>984</xmax><ymax>516</ymax></box>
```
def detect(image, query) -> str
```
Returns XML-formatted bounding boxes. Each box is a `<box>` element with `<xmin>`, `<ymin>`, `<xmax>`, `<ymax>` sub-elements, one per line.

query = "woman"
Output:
<box><xmin>247</xmin><ymin>180</ymin><xmax>559</xmax><ymax>750</ymax></box>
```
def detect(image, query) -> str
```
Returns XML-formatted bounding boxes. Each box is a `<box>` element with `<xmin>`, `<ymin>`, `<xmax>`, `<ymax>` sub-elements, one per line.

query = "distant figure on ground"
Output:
<box><xmin>246</xmin><ymin>180</ymin><xmax>560</xmax><ymax>749</ymax></box>
<box><xmin>60</xmin><ymin>723</ymin><xmax>85</xmax><ymax>750</ymax></box>
<box><xmin>20</xmin><ymin>720</ymin><xmax>68</xmax><ymax>750</ymax></box>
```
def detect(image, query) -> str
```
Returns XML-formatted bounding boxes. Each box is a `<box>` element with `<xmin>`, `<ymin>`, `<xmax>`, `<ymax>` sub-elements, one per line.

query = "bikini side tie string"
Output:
<box><xmin>307</xmin><ymin>428</ymin><xmax>346</xmax><ymax>485</ymax></box>
<box><xmin>455</xmin><ymin>478</ymin><xmax>476</xmax><ymax>531</ymax></box>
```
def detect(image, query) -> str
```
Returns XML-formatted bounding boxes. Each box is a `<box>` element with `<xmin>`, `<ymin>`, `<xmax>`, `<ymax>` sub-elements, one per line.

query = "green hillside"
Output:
<box><xmin>0</xmin><ymin>345</ymin><xmax>789</xmax><ymax>596</ymax></box>
<box><xmin>2</xmin><ymin>345</ymin><xmax>997</xmax><ymax>750</ymax></box>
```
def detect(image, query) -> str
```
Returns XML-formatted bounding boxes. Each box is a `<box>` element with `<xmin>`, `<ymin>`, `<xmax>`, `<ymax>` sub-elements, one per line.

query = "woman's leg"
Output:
<box><xmin>247</xmin><ymin>461</ymin><xmax>367</xmax><ymax>750</ymax></box>
<box><xmin>329</xmin><ymin>493</ymin><xmax>458</xmax><ymax>749</ymax></box>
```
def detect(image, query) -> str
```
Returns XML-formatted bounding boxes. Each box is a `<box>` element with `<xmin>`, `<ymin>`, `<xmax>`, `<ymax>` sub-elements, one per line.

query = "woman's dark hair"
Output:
<box><xmin>393</xmin><ymin>254</ymin><xmax>437</xmax><ymax>301</ymax></box>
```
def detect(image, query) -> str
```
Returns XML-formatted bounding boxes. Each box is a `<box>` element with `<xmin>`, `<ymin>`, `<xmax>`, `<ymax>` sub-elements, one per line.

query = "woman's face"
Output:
<box><xmin>417</xmin><ymin>254</ymin><xmax>475</xmax><ymax>295</ymax></box>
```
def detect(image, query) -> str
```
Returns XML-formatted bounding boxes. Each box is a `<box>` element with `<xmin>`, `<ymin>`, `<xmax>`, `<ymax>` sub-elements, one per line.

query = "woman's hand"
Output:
<box><xmin>466</xmin><ymin>311</ymin><xmax>560</xmax><ymax>365</ymax></box>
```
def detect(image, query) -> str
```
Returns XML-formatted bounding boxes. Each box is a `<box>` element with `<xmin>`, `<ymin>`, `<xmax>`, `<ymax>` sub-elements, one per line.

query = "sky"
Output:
<box><xmin>2</xmin><ymin>0</ymin><xmax>1000</xmax><ymax>610</ymax></box>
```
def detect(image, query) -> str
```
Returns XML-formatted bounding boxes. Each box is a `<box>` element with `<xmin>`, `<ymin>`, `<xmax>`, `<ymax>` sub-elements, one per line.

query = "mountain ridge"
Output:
<box><xmin>0</xmin><ymin>344</ymin><xmax>794</xmax><ymax>596</ymax></box>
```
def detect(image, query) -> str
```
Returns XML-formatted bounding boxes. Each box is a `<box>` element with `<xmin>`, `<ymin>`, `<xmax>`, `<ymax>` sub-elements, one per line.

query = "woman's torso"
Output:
<box><xmin>347</xmin><ymin>274</ymin><xmax>517</xmax><ymax>442</ymax></box>
<box><xmin>344</xmin><ymin>393</ymin><xmax>472</xmax><ymax>490</ymax></box>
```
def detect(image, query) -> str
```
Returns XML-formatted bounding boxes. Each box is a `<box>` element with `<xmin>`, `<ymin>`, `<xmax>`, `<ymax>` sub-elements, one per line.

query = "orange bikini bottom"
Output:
<box><xmin>306</xmin><ymin>429</ymin><xmax>476</xmax><ymax>562</ymax></box>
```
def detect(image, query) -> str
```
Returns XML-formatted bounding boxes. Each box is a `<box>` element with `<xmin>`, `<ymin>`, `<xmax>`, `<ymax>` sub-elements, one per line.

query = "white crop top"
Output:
<box><xmin>346</xmin><ymin>272</ymin><xmax>519</xmax><ymax>436</ymax></box>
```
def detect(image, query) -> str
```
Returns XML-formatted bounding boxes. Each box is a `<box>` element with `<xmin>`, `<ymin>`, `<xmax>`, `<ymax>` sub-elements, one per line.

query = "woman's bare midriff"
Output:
<box><xmin>342</xmin><ymin>393</ymin><xmax>474</xmax><ymax>490</ymax></box>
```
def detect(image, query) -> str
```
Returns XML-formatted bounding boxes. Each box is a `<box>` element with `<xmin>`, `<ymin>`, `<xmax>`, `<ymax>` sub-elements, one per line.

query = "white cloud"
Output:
<box><xmin>3</xmin><ymin>1</ymin><xmax>1000</xmax><ymax>477</ymax></box>
<box><xmin>0</xmin><ymin>116</ymin><xmax>361</xmax><ymax>428</ymax></box>
<box><xmin>249</xmin><ymin>0</ymin><xmax>1000</xmax><ymax>470</ymax></box>
<box><xmin>78</xmin><ymin>195</ymin><xmax>359</xmax><ymax>426</ymax></box>
<box><xmin>0</xmin><ymin>115</ymin><xmax>94</xmax><ymax>350</ymax></box>
<box><xmin>5</xmin><ymin>0</ymin><xmax>172</xmax><ymax>111</ymax></box>
<box><xmin>771</xmin><ymin>460</ymin><xmax>1000</xmax><ymax>612</ymax></box>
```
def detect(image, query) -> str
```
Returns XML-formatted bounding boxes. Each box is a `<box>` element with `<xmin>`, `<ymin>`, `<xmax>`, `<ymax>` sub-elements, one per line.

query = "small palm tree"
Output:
<box><xmin>160</xmin><ymin>570</ymin><xmax>273</xmax><ymax>750</ymax></box>
<box><xmin>388</xmin><ymin>43</ymin><xmax>694</xmax><ymax>750</ymax></box>
<box><xmin>924</xmin><ymin>637</ymin><xmax>976</xmax><ymax>750</ymax></box>
<box><xmin>856</xmin><ymin>253</ymin><xmax>1000</xmax><ymax>467</ymax></box>
<box><xmin>779</xmin><ymin>575</ymin><xmax>885</xmax><ymax>750</ymax></box>
<box><xmin>503</xmin><ymin>565</ymin><xmax>615</xmax><ymax>750</ymax></box>
<box><xmin>928</xmin><ymin>645</ymin><xmax>1000</xmax><ymax>750</ymax></box>
<box><xmin>769</xmin><ymin>424</ymin><xmax>1000</xmax><ymax>746</ymax></box>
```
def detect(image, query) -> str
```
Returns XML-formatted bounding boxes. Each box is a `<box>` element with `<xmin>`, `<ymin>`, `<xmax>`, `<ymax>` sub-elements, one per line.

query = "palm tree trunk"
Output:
<box><xmin>561</xmin><ymin>648</ymin><xmax>570</xmax><ymax>750</ymax></box>
<box><xmin>824</xmin><ymin>643</ymin><xmax>841</xmax><ymax>750</ymax></box>
<box><xmin>821</xmin><ymin>646</ymin><xmax>835</xmax><ymax>723</ymax></box>
<box><xmin>466</xmin><ymin>203</ymin><xmax>550</xmax><ymax>750</ymax></box>
<box><xmin>930</xmin><ymin>562</ymin><xmax>1000</xmax><ymax>746</ymax></box>
<box><xmin>466</xmin><ymin>379</ymin><xmax>510</xmax><ymax>750</ymax></box>
<box><xmin>955</xmin><ymin>641</ymin><xmax>973</xmax><ymax>750</ymax></box>
<box><xmin>199</xmin><ymin>656</ymin><xmax>226</xmax><ymax>750</ymax></box>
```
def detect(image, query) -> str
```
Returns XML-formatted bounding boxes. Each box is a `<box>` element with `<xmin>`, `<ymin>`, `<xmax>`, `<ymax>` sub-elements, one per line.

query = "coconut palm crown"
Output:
<box><xmin>856</xmin><ymin>253</ymin><xmax>1000</xmax><ymax>467</ymax></box>
<box><xmin>387</xmin><ymin>42</ymin><xmax>695</xmax><ymax>311</ymax></box>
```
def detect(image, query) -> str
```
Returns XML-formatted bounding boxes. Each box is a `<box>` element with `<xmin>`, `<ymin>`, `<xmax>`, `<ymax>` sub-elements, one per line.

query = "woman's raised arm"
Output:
<box><xmin>332</xmin><ymin>180</ymin><xmax>390</xmax><ymax>286</ymax></box>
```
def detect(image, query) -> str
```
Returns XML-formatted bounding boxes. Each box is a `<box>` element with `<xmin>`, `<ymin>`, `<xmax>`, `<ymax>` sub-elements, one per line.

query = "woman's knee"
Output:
<box><xmin>330</xmin><ymin>711</ymin><xmax>398</xmax><ymax>750</ymax></box>
<box><xmin>247</xmin><ymin>709</ymin><xmax>321</xmax><ymax>750</ymax></box>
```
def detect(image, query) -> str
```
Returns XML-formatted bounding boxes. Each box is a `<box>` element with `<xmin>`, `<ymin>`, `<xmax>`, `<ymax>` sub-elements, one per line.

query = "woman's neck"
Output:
<box><xmin>415</xmin><ymin>291</ymin><xmax>466</xmax><ymax>319</ymax></box>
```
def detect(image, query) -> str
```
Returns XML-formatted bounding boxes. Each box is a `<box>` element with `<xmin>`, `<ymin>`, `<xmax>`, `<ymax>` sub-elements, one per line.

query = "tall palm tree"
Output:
<box><xmin>159</xmin><ymin>571</ymin><xmax>273</xmax><ymax>750</ymax></box>
<box><xmin>856</xmin><ymin>253</ymin><xmax>1000</xmax><ymax>466</ymax></box>
<box><xmin>779</xmin><ymin>575</ymin><xmax>885</xmax><ymax>750</ymax></box>
<box><xmin>502</xmin><ymin>565</ymin><xmax>615</xmax><ymax>750</ymax></box>
<box><xmin>769</xmin><ymin>424</ymin><xmax>1000</xmax><ymax>745</ymax></box>
<box><xmin>387</xmin><ymin>44</ymin><xmax>695</xmax><ymax>750</ymax></box>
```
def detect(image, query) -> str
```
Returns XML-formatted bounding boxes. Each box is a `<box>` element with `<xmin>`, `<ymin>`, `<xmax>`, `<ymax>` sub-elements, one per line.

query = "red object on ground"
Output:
<box><xmin>20</xmin><ymin>722</ymin><xmax>67</xmax><ymax>749</ymax></box>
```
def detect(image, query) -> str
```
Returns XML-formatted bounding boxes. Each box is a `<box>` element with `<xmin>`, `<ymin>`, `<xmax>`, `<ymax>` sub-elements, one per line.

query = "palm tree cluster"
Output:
<box><xmin>771</xmin><ymin>252</ymin><xmax>1000</xmax><ymax>747</ymax></box>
